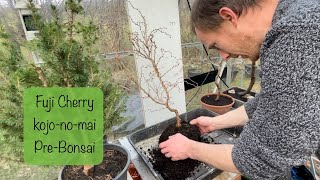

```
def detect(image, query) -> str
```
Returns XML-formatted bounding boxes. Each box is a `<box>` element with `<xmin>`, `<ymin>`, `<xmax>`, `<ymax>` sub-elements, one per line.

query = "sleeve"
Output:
<box><xmin>244</xmin><ymin>93</ymin><xmax>261</xmax><ymax>119</ymax></box>
<box><xmin>231</xmin><ymin>25</ymin><xmax>320</xmax><ymax>179</ymax></box>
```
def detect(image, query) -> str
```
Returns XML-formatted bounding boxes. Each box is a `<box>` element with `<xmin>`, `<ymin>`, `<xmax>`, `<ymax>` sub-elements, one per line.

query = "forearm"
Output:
<box><xmin>213</xmin><ymin>105</ymin><xmax>249</xmax><ymax>130</ymax></box>
<box><xmin>189</xmin><ymin>142</ymin><xmax>240</xmax><ymax>173</ymax></box>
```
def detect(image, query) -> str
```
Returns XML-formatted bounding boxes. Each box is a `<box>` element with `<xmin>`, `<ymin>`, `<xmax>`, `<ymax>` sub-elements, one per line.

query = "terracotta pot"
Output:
<box><xmin>200</xmin><ymin>93</ymin><xmax>235</xmax><ymax>115</ymax></box>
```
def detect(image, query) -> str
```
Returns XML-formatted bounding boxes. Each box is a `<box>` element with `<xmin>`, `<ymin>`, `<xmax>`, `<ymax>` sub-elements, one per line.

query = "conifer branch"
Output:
<box><xmin>0</xmin><ymin>70</ymin><xmax>10</xmax><ymax>85</ymax></box>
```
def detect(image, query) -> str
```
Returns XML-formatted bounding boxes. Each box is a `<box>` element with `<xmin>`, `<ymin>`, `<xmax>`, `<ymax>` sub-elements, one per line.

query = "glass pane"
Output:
<box><xmin>22</xmin><ymin>15</ymin><xmax>37</xmax><ymax>31</ymax></box>
<box><xmin>222</xmin><ymin>58</ymin><xmax>261</xmax><ymax>93</ymax></box>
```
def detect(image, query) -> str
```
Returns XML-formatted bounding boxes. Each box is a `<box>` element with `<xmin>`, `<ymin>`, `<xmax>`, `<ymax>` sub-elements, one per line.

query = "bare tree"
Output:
<box><xmin>119</xmin><ymin>4</ymin><xmax>184</xmax><ymax>128</ymax></box>
<box><xmin>79</xmin><ymin>0</ymin><xmax>131</xmax><ymax>53</ymax></box>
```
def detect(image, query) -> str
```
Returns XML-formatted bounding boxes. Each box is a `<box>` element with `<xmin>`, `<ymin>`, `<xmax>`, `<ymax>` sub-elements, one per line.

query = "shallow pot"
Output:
<box><xmin>200</xmin><ymin>93</ymin><xmax>235</xmax><ymax>115</ymax></box>
<box><xmin>59</xmin><ymin>144</ymin><xmax>131</xmax><ymax>180</ymax></box>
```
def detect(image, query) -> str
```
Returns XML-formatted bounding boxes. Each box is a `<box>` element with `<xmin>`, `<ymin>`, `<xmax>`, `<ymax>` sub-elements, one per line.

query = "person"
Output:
<box><xmin>159</xmin><ymin>0</ymin><xmax>320</xmax><ymax>179</ymax></box>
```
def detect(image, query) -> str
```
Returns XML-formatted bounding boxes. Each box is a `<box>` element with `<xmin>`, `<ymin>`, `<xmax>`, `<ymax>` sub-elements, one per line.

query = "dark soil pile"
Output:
<box><xmin>201</xmin><ymin>94</ymin><xmax>233</xmax><ymax>106</ymax></box>
<box><xmin>224</xmin><ymin>87</ymin><xmax>256</xmax><ymax>102</ymax></box>
<box><xmin>63</xmin><ymin>149</ymin><xmax>127</xmax><ymax>180</ymax></box>
<box><xmin>149</xmin><ymin>121</ymin><xmax>202</xmax><ymax>180</ymax></box>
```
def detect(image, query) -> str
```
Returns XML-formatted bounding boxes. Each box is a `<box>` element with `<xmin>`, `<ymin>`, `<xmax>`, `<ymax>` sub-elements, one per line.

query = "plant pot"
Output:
<box><xmin>200</xmin><ymin>93</ymin><xmax>235</xmax><ymax>114</ymax></box>
<box><xmin>223</xmin><ymin>87</ymin><xmax>256</xmax><ymax>108</ymax></box>
<box><xmin>59</xmin><ymin>144</ymin><xmax>131</xmax><ymax>180</ymax></box>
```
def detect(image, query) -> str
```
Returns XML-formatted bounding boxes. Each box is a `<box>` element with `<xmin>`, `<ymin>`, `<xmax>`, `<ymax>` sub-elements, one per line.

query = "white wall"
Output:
<box><xmin>127</xmin><ymin>0</ymin><xmax>186</xmax><ymax>127</ymax></box>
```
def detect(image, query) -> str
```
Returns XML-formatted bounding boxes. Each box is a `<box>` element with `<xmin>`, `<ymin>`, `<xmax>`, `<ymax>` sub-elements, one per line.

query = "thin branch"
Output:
<box><xmin>214</xmin><ymin>60</ymin><xmax>226</xmax><ymax>100</ymax></box>
<box><xmin>238</xmin><ymin>60</ymin><xmax>256</xmax><ymax>96</ymax></box>
<box><xmin>126</xmin><ymin>3</ymin><xmax>183</xmax><ymax>127</ymax></box>
<box><xmin>0</xmin><ymin>71</ymin><xmax>11</xmax><ymax>85</ymax></box>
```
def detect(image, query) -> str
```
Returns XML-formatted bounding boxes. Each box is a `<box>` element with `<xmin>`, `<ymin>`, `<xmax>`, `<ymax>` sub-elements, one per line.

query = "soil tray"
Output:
<box><xmin>128</xmin><ymin>108</ymin><xmax>241</xmax><ymax>180</ymax></box>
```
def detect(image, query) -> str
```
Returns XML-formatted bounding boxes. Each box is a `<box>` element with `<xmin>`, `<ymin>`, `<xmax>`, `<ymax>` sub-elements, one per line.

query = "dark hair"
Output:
<box><xmin>191</xmin><ymin>0</ymin><xmax>260</xmax><ymax>32</ymax></box>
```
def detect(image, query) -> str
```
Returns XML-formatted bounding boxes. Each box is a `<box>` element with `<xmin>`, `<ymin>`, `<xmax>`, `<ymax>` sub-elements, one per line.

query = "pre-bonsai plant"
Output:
<box><xmin>200</xmin><ymin>59</ymin><xmax>235</xmax><ymax>114</ymax></box>
<box><xmin>24</xmin><ymin>0</ymin><xmax>129</xmax><ymax>179</ymax></box>
<box><xmin>120</xmin><ymin>4</ymin><xmax>205</xmax><ymax>179</ymax></box>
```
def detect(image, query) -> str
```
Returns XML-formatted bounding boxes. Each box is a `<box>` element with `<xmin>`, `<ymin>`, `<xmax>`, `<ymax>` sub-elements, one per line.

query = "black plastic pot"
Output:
<box><xmin>58</xmin><ymin>144</ymin><xmax>130</xmax><ymax>180</ymax></box>
<box><xmin>223</xmin><ymin>87</ymin><xmax>256</xmax><ymax>108</ymax></box>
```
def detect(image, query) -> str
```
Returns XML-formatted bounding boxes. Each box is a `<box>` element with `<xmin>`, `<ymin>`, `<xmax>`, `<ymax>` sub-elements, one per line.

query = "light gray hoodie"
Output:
<box><xmin>232</xmin><ymin>0</ymin><xmax>320</xmax><ymax>179</ymax></box>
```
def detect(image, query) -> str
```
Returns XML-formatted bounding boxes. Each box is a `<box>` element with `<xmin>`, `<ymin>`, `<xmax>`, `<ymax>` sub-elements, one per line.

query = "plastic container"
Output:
<box><xmin>128</xmin><ymin>108</ymin><xmax>240</xmax><ymax>180</ymax></box>
<box><xmin>223</xmin><ymin>87</ymin><xmax>257</xmax><ymax>108</ymax></box>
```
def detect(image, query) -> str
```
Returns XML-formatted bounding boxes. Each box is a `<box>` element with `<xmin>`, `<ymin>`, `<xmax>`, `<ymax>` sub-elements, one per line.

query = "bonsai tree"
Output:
<box><xmin>120</xmin><ymin>6</ymin><xmax>205</xmax><ymax>179</ymax></box>
<box><xmin>213</xmin><ymin>58</ymin><xmax>257</xmax><ymax>98</ymax></box>
<box><xmin>121</xmin><ymin>3</ymin><xmax>183</xmax><ymax>128</ymax></box>
<box><xmin>214</xmin><ymin>57</ymin><xmax>257</xmax><ymax>101</ymax></box>
<box><xmin>199</xmin><ymin>57</ymin><xmax>235</xmax><ymax>115</ymax></box>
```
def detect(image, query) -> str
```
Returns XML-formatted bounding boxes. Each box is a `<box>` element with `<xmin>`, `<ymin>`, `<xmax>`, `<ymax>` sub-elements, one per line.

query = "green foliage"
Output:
<box><xmin>0</xmin><ymin>0</ymin><xmax>126</xmax><ymax>161</ymax></box>
<box><xmin>0</xmin><ymin>25</ymin><xmax>42</xmax><ymax>161</ymax></box>
<box><xmin>29</xmin><ymin>0</ymin><xmax>127</xmax><ymax>132</ymax></box>
<box><xmin>65</xmin><ymin>0</ymin><xmax>84</xmax><ymax>14</ymax></box>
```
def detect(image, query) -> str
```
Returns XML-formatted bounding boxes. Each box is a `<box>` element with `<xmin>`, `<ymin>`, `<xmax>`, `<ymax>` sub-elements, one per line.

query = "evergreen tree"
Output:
<box><xmin>0</xmin><ymin>25</ymin><xmax>42</xmax><ymax>160</ymax></box>
<box><xmin>0</xmin><ymin>0</ymin><xmax>126</xmax><ymax>161</ymax></box>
